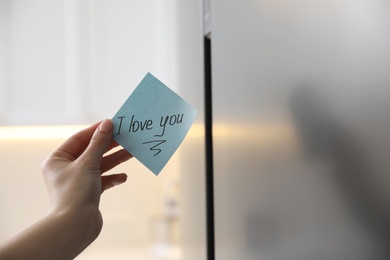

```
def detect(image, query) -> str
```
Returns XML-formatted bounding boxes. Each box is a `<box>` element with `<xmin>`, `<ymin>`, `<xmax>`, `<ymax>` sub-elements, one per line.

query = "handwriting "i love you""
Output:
<box><xmin>115</xmin><ymin>114</ymin><xmax>184</xmax><ymax>137</ymax></box>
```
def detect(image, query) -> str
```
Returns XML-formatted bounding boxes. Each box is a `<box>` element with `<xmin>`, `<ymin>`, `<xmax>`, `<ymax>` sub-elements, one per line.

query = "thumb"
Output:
<box><xmin>81</xmin><ymin>119</ymin><xmax>113</xmax><ymax>164</ymax></box>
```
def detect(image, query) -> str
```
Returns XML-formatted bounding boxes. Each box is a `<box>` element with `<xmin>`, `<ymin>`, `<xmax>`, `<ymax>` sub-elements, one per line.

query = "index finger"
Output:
<box><xmin>55</xmin><ymin>121</ymin><xmax>101</xmax><ymax>160</ymax></box>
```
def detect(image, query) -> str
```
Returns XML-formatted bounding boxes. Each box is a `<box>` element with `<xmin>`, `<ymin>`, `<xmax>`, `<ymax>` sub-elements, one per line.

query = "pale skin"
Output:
<box><xmin>0</xmin><ymin>119</ymin><xmax>132</xmax><ymax>259</ymax></box>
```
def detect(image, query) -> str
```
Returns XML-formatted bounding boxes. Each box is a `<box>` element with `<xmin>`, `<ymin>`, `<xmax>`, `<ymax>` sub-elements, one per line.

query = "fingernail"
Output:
<box><xmin>99</xmin><ymin>119</ymin><xmax>113</xmax><ymax>133</ymax></box>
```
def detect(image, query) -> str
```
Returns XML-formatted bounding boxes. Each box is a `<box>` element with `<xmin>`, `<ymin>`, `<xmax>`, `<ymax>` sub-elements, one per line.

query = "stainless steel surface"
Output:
<box><xmin>212</xmin><ymin>0</ymin><xmax>390</xmax><ymax>259</ymax></box>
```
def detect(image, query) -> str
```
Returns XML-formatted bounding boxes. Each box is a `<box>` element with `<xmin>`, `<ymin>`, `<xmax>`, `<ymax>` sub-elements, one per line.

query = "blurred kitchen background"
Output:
<box><xmin>0</xmin><ymin>0</ymin><xmax>204</xmax><ymax>259</ymax></box>
<box><xmin>2</xmin><ymin>0</ymin><xmax>390</xmax><ymax>260</ymax></box>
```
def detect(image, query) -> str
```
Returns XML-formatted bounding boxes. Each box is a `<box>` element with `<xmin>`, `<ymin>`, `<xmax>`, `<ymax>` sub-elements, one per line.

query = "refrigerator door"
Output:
<box><xmin>211</xmin><ymin>0</ymin><xmax>390</xmax><ymax>259</ymax></box>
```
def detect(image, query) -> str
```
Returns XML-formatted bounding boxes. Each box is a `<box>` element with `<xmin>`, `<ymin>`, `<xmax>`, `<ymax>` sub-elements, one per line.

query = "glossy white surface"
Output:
<box><xmin>175</xmin><ymin>1</ymin><xmax>207</xmax><ymax>259</ymax></box>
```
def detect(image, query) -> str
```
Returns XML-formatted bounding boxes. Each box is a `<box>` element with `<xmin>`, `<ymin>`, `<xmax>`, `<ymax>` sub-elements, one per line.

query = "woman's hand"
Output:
<box><xmin>42</xmin><ymin>119</ymin><xmax>131</xmax><ymax>210</ymax></box>
<box><xmin>41</xmin><ymin>119</ymin><xmax>132</xmax><ymax>237</ymax></box>
<box><xmin>0</xmin><ymin>120</ymin><xmax>132</xmax><ymax>259</ymax></box>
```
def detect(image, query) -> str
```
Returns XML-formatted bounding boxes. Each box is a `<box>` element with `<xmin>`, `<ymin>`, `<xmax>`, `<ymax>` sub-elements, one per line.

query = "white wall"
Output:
<box><xmin>0</xmin><ymin>0</ymin><xmax>179</xmax><ymax>125</ymax></box>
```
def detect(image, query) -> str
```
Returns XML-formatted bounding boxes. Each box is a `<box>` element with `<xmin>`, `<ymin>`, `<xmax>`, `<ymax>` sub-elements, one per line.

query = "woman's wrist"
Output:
<box><xmin>0</xmin><ymin>207</ymin><xmax>102</xmax><ymax>260</ymax></box>
<box><xmin>49</xmin><ymin>205</ymin><xmax>103</xmax><ymax>248</ymax></box>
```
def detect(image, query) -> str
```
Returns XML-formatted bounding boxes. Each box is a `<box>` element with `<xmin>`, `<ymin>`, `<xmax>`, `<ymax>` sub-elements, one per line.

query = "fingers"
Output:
<box><xmin>101</xmin><ymin>149</ymin><xmax>133</xmax><ymax>174</ymax></box>
<box><xmin>101</xmin><ymin>173</ymin><xmax>128</xmax><ymax>193</ymax></box>
<box><xmin>107</xmin><ymin>140</ymin><xmax>120</xmax><ymax>151</ymax></box>
<box><xmin>79</xmin><ymin>120</ymin><xmax>113</xmax><ymax>165</ymax></box>
<box><xmin>54</xmin><ymin>121</ymin><xmax>101</xmax><ymax>160</ymax></box>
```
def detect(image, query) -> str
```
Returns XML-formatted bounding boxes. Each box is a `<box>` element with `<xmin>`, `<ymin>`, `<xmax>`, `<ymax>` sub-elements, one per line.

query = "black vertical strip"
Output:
<box><xmin>204</xmin><ymin>36</ymin><xmax>215</xmax><ymax>260</ymax></box>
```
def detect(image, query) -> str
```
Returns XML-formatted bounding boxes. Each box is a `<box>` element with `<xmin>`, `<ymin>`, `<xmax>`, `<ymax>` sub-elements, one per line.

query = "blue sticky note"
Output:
<box><xmin>112</xmin><ymin>73</ymin><xmax>197</xmax><ymax>175</ymax></box>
